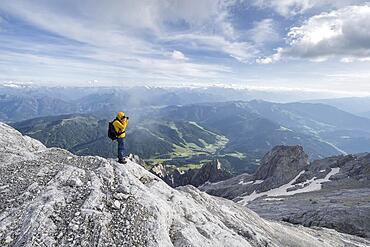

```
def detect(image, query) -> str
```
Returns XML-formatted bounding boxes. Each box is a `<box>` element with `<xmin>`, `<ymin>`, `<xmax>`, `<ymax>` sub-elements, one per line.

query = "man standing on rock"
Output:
<box><xmin>112</xmin><ymin>111</ymin><xmax>128</xmax><ymax>164</ymax></box>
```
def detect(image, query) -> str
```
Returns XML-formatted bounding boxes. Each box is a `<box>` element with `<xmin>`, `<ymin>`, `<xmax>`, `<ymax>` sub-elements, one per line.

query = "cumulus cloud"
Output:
<box><xmin>260</xmin><ymin>4</ymin><xmax>370</xmax><ymax>63</ymax></box>
<box><xmin>171</xmin><ymin>50</ymin><xmax>188</xmax><ymax>60</ymax></box>
<box><xmin>253</xmin><ymin>0</ymin><xmax>365</xmax><ymax>17</ymax></box>
<box><xmin>0</xmin><ymin>0</ymin><xmax>369</xmax><ymax>91</ymax></box>
<box><xmin>256</xmin><ymin>48</ymin><xmax>283</xmax><ymax>64</ymax></box>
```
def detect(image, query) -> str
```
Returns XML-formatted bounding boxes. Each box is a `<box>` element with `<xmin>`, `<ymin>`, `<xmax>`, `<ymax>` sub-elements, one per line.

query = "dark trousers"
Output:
<box><xmin>117</xmin><ymin>138</ymin><xmax>125</xmax><ymax>160</ymax></box>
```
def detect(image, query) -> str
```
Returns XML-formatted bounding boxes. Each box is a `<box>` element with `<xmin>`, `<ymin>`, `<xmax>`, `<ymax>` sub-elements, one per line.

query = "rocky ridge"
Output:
<box><xmin>1</xmin><ymin>123</ymin><xmax>369</xmax><ymax>246</ymax></box>
<box><xmin>154</xmin><ymin>159</ymin><xmax>232</xmax><ymax>188</ymax></box>
<box><xmin>200</xmin><ymin>145</ymin><xmax>310</xmax><ymax>199</ymax></box>
<box><xmin>200</xmin><ymin>145</ymin><xmax>370</xmax><ymax>239</ymax></box>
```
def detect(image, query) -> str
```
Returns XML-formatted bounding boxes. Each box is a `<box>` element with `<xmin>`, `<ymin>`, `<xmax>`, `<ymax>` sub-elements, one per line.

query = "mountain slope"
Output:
<box><xmin>0</xmin><ymin>94</ymin><xmax>76</xmax><ymax>122</ymax></box>
<box><xmin>13</xmin><ymin>98</ymin><xmax>370</xmax><ymax>175</ymax></box>
<box><xmin>201</xmin><ymin>145</ymin><xmax>370</xmax><ymax>239</ymax></box>
<box><xmin>247</xmin><ymin>100</ymin><xmax>370</xmax><ymax>134</ymax></box>
<box><xmin>12</xmin><ymin>99</ymin><xmax>370</xmax><ymax>174</ymax></box>
<box><xmin>360</xmin><ymin>111</ymin><xmax>370</xmax><ymax>119</ymax></box>
<box><xmin>157</xmin><ymin>102</ymin><xmax>343</xmax><ymax>159</ymax></box>
<box><xmin>304</xmin><ymin>97</ymin><xmax>370</xmax><ymax>117</ymax></box>
<box><xmin>157</xmin><ymin>100</ymin><xmax>370</xmax><ymax>159</ymax></box>
<box><xmin>1</xmin><ymin>122</ymin><xmax>369</xmax><ymax>247</ymax></box>
<box><xmin>0</xmin><ymin>86</ymin><xmax>252</xmax><ymax>122</ymax></box>
<box><xmin>12</xmin><ymin>114</ymin><xmax>236</xmax><ymax>171</ymax></box>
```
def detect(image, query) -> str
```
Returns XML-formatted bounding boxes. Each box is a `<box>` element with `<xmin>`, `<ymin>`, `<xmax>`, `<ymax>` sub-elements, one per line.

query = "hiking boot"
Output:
<box><xmin>118</xmin><ymin>158</ymin><xmax>127</xmax><ymax>164</ymax></box>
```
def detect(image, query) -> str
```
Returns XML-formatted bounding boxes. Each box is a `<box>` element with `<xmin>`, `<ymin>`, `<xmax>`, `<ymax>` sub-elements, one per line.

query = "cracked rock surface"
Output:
<box><xmin>1</xmin><ymin>122</ymin><xmax>369</xmax><ymax>247</ymax></box>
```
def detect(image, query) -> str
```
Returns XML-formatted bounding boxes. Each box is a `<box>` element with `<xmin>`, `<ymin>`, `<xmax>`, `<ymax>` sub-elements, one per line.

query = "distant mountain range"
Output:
<box><xmin>4</xmin><ymin>85</ymin><xmax>370</xmax><ymax>175</ymax></box>
<box><xmin>305</xmin><ymin>96</ymin><xmax>370</xmax><ymax>119</ymax></box>
<box><xmin>3</xmin><ymin>84</ymin><xmax>366</xmax><ymax>122</ymax></box>
<box><xmin>0</xmin><ymin>94</ymin><xmax>76</xmax><ymax>122</ymax></box>
<box><xmin>11</xmin><ymin>99</ymin><xmax>370</xmax><ymax>176</ymax></box>
<box><xmin>155</xmin><ymin>100</ymin><xmax>370</xmax><ymax>158</ymax></box>
<box><xmin>0</xmin><ymin>86</ymin><xmax>251</xmax><ymax>122</ymax></box>
<box><xmin>362</xmin><ymin>112</ymin><xmax>370</xmax><ymax>118</ymax></box>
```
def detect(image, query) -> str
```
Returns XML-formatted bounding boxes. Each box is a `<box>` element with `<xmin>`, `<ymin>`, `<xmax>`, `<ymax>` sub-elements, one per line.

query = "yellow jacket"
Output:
<box><xmin>113</xmin><ymin>118</ymin><xmax>128</xmax><ymax>138</ymax></box>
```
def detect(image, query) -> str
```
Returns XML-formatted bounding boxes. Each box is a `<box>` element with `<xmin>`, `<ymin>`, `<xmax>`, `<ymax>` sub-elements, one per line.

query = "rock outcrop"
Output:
<box><xmin>254</xmin><ymin>145</ymin><xmax>309</xmax><ymax>191</ymax></box>
<box><xmin>1</xmin><ymin>123</ymin><xmax>369</xmax><ymax>247</ymax></box>
<box><xmin>200</xmin><ymin>145</ymin><xmax>370</xmax><ymax>239</ymax></box>
<box><xmin>149</xmin><ymin>163</ymin><xmax>167</xmax><ymax>179</ymax></box>
<box><xmin>200</xmin><ymin>145</ymin><xmax>309</xmax><ymax>199</ymax></box>
<box><xmin>163</xmin><ymin>159</ymin><xmax>232</xmax><ymax>187</ymax></box>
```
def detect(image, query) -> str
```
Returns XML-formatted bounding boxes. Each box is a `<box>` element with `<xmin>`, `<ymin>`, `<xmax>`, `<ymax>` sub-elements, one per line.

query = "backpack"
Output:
<box><xmin>108</xmin><ymin>120</ymin><xmax>118</xmax><ymax>140</ymax></box>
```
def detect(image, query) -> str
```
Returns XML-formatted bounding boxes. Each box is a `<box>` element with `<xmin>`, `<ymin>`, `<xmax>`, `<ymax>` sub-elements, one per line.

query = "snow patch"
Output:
<box><xmin>264</xmin><ymin>198</ymin><xmax>284</xmax><ymax>201</ymax></box>
<box><xmin>278</xmin><ymin>126</ymin><xmax>293</xmax><ymax>132</ymax></box>
<box><xmin>238</xmin><ymin>180</ymin><xmax>253</xmax><ymax>185</ymax></box>
<box><xmin>302</xmin><ymin>125</ymin><xmax>318</xmax><ymax>135</ymax></box>
<box><xmin>239</xmin><ymin>168</ymin><xmax>340</xmax><ymax>205</ymax></box>
<box><xmin>318</xmin><ymin>139</ymin><xmax>347</xmax><ymax>155</ymax></box>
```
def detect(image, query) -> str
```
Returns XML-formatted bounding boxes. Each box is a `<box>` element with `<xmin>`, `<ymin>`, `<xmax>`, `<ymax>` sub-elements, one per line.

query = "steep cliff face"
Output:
<box><xmin>253</xmin><ymin>145</ymin><xmax>309</xmax><ymax>192</ymax></box>
<box><xmin>1</xmin><ymin>123</ymin><xmax>369</xmax><ymax>247</ymax></box>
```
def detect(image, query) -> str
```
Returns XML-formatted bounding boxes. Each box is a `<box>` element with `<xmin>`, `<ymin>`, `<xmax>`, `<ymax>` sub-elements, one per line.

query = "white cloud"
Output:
<box><xmin>253</xmin><ymin>0</ymin><xmax>366</xmax><ymax>16</ymax></box>
<box><xmin>0</xmin><ymin>47</ymin><xmax>233</xmax><ymax>85</ymax></box>
<box><xmin>248</xmin><ymin>19</ymin><xmax>280</xmax><ymax>45</ymax></box>
<box><xmin>170</xmin><ymin>50</ymin><xmax>188</xmax><ymax>61</ymax></box>
<box><xmin>256</xmin><ymin>48</ymin><xmax>283</xmax><ymax>64</ymax></box>
<box><xmin>1</xmin><ymin>0</ymin><xmax>369</xmax><ymax>92</ymax></box>
<box><xmin>163</xmin><ymin>33</ymin><xmax>258</xmax><ymax>62</ymax></box>
<box><xmin>263</xmin><ymin>4</ymin><xmax>370</xmax><ymax>62</ymax></box>
<box><xmin>0</xmin><ymin>0</ymin><xmax>243</xmax><ymax>83</ymax></box>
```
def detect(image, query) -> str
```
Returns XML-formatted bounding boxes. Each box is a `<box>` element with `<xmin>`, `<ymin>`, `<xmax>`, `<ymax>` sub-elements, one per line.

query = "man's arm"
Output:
<box><xmin>122</xmin><ymin>118</ymin><xmax>128</xmax><ymax>130</ymax></box>
<box><xmin>113</xmin><ymin>120</ymin><xmax>125</xmax><ymax>135</ymax></box>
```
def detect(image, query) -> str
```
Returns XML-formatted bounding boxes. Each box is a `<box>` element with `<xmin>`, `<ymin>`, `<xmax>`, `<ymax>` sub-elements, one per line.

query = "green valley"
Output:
<box><xmin>12</xmin><ymin>114</ymin><xmax>254</xmax><ymax>174</ymax></box>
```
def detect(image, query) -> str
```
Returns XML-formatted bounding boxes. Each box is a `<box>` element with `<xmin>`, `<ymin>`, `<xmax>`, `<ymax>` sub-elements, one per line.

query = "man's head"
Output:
<box><xmin>116</xmin><ymin>111</ymin><xmax>125</xmax><ymax>120</ymax></box>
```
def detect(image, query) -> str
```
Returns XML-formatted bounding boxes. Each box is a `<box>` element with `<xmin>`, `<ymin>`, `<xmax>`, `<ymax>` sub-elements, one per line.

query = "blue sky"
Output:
<box><xmin>0</xmin><ymin>0</ymin><xmax>370</xmax><ymax>96</ymax></box>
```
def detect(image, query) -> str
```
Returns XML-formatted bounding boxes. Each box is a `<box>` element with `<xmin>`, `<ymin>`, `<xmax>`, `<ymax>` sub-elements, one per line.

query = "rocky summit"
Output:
<box><xmin>254</xmin><ymin>145</ymin><xmax>309</xmax><ymax>191</ymax></box>
<box><xmin>200</xmin><ymin>145</ymin><xmax>310</xmax><ymax>200</ymax></box>
<box><xmin>201</xmin><ymin>145</ymin><xmax>370</xmax><ymax>239</ymax></box>
<box><xmin>1</xmin><ymin>123</ymin><xmax>370</xmax><ymax>247</ymax></box>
